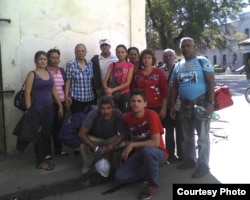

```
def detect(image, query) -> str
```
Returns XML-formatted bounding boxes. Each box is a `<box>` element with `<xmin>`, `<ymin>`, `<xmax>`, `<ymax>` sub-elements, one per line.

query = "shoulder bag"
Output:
<box><xmin>108</xmin><ymin>63</ymin><xmax>120</xmax><ymax>101</ymax></box>
<box><xmin>14</xmin><ymin>71</ymin><xmax>35</xmax><ymax>112</ymax></box>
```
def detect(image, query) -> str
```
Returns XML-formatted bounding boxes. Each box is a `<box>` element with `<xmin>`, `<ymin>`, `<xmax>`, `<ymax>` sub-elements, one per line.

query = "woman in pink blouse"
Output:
<box><xmin>103</xmin><ymin>44</ymin><xmax>134</xmax><ymax>113</ymax></box>
<box><xmin>46</xmin><ymin>48</ymin><xmax>68</xmax><ymax>159</ymax></box>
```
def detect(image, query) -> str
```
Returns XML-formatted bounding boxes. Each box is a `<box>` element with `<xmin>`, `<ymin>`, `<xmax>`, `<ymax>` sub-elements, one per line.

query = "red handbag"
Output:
<box><xmin>214</xmin><ymin>84</ymin><xmax>233</xmax><ymax>111</ymax></box>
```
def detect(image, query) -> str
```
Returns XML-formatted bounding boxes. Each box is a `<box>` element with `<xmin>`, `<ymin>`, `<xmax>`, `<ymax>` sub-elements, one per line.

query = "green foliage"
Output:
<box><xmin>146</xmin><ymin>0</ymin><xmax>248</xmax><ymax>52</ymax></box>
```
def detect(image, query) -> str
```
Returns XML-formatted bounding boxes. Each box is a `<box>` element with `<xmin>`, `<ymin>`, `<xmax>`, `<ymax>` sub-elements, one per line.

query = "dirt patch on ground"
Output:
<box><xmin>0</xmin><ymin>171</ymin><xmax>114</xmax><ymax>200</ymax></box>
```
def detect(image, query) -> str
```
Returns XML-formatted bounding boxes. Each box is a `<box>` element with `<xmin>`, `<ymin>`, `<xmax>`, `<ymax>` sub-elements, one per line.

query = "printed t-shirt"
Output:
<box><xmin>172</xmin><ymin>56</ymin><xmax>214</xmax><ymax>101</ymax></box>
<box><xmin>109</xmin><ymin>61</ymin><xmax>134</xmax><ymax>94</ymax></box>
<box><xmin>123</xmin><ymin>109</ymin><xmax>168</xmax><ymax>158</ymax></box>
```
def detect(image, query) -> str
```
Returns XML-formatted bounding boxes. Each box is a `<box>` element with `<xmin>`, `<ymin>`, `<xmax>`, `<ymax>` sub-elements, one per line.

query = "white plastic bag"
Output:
<box><xmin>95</xmin><ymin>158</ymin><xmax>111</xmax><ymax>177</ymax></box>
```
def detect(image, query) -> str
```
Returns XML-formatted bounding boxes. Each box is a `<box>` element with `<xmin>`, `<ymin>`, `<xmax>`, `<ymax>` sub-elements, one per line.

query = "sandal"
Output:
<box><xmin>37</xmin><ymin>162</ymin><xmax>55</xmax><ymax>171</ymax></box>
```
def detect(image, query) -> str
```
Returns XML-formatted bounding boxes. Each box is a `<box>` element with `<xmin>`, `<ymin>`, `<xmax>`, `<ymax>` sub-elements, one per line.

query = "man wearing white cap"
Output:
<box><xmin>91</xmin><ymin>39</ymin><xmax>118</xmax><ymax>103</ymax></box>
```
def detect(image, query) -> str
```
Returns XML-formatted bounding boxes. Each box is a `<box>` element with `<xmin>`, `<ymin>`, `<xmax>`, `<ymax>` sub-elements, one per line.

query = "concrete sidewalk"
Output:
<box><xmin>0</xmin><ymin>146</ymin><xmax>221</xmax><ymax>200</ymax></box>
<box><xmin>0</xmin><ymin>145</ymin><xmax>83</xmax><ymax>199</ymax></box>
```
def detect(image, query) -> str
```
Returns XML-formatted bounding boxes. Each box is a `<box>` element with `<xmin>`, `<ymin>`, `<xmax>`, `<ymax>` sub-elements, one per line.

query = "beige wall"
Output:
<box><xmin>203</xmin><ymin>12</ymin><xmax>250</xmax><ymax>69</ymax></box>
<box><xmin>0</xmin><ymin>0</ymin><xmax>146</xmax><ymax>153</ymax></box>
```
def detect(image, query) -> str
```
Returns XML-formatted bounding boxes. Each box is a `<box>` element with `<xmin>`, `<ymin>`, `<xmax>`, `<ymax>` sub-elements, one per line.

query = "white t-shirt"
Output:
<box><xmin>99</xmin><ymin>54</ymin><xmax>118</xmax><ymax>80</ymax></box>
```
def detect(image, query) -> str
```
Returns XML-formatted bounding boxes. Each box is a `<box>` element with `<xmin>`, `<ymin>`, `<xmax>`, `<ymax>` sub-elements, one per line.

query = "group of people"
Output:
<box><xmin>21</xmin><ymin>37</ymin><xmax>214</xmax><ymax>200</ymax></box>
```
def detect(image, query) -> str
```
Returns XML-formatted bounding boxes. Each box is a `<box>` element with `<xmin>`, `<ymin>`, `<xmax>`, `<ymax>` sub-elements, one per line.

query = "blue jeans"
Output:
<box><xmin>115</xmin><ymin>146</ymin><xmax>166</xmax><ymax>187</ymax></box>
<box><xmin>179</xmin><ymin>105</ymin><xmax>210</xmax><ymax>168</ymax></box>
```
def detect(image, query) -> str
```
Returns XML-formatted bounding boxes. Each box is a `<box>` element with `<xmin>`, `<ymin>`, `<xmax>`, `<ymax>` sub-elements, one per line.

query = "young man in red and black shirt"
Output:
<box><xmin>115</xmin><ymin>88</ymin><xmax>168</xmax><ymax>200</ymax></box>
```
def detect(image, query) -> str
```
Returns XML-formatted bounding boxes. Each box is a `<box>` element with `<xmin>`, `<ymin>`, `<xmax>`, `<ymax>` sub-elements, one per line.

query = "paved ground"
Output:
<box><xmin>1</xmin><ymin>75</ymin><xmax>250</xmax><ymax>200</ymax></box>
<box><xmin>0</xmin><ymin>149</ymin><xmax>223</xmax><ymax>200</ymax></box>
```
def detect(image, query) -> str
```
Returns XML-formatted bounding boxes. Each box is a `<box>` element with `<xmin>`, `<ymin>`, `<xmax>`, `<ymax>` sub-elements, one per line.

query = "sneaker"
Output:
<box><xmin>177</xmin><ymin>159</ymin><xmax>196</xmax><ymax>170</ymax></box>
<box><xmin>81</xmin><ymin>167</ymin><xmax>91</xmax><ymax>175</ymax></box>
<box><xmin>137</xmin><ymin>185</ymin><xmax>160</xmax><ymax>200</ymax></box>
<box><xmin>167</xmin><ymin>155</ymin><xmax>179</xmax><ymax>163</ymax></box>
<box><xmin>177</xmin><ymin>156</ymin><xmax>184</xmax><ymax>162</ymax></box>
<box><xmin>192</xmin><ymin>164</ymin><xmax>210</xmax><ymax>178</ymax></box>
<box><xmin>45</xmin><ymin>155</ymin><xmax>52</xmax><ymax>160</ymax></box>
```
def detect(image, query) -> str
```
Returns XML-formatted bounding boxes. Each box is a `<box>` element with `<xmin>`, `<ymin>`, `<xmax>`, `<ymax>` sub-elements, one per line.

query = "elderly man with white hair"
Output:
<box><xmin>160</xmin><ymin>48</ymin><xmax>183</xmax><ymax>163</ymax></box>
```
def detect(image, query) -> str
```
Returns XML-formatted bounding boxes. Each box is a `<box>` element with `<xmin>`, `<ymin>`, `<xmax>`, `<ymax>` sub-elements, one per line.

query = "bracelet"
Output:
<box><xmin>95</xmin><ymin>146</ymin><xmax>99</xmax><ymax>152</ymax></box>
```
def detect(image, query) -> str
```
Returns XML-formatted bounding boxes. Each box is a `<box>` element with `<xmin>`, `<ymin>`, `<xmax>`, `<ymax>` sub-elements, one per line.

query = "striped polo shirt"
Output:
<box><xmin>47</xmin><ymin>67</ymin><xmax>65</xmax><ymax>102</ymax></box>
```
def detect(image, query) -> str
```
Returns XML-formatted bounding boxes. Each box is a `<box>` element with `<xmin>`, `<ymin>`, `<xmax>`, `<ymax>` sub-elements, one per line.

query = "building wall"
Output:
<box><xmin>0</xmin><ymin>0</ymin><xmax>146</xmax><ymax>153</ymax></box>
<box><xmin>203</xmin><ymin>12</ymin><xmax>250</xmax><ymax>70</ymax></box>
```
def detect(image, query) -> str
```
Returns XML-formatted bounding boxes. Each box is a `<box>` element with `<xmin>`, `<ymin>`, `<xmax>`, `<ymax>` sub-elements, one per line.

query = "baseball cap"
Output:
<box><xmin>99</xmin><ymin>39</ymin><xmax>111</xmax><ymax>46</ymax></box>
<box><xmin>95</xmin><ymin>158</ymin><xmax>111</xmax><ymax>177</ymax></box>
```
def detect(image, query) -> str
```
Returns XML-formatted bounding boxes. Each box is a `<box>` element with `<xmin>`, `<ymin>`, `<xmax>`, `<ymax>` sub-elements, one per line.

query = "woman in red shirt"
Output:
<box><xmin>132</xmin><ymin>49</ymin><xmax>168</xmax><ymax>121</ymax></box>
